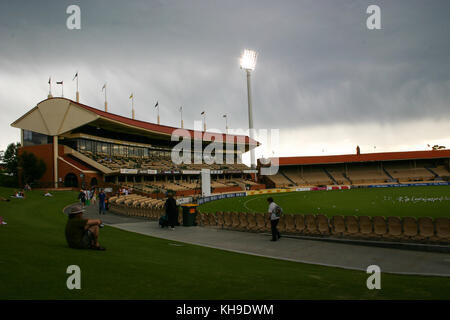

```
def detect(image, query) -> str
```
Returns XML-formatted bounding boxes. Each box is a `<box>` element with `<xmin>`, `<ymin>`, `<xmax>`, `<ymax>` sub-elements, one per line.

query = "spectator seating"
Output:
<box><xmin>111</xmin><ymin>194</ymin><xmax>450</xmax><ymax>244</ymax></box>
<box><xmin>246</xmin><ymin>213</ymin><xmax>257</xmax><ymax>232</ymax></box>
<box><xmin>344</xmin><ymin>216</ymin><xmax>359</xmax><ymax>237</ymax></box>
<box><xmin>358</xmin><ymin>216</ymin><xmax>374</xmax><ymax>238</ymax></box>
<box><xmin>294</xmin><ymin>215</ymin><xmax>306</xmax><ymax>233</ymax></box>
<box><xmin>331</xmin><ymin>216</ymin><xmax>345</xmax><ymax>236</ymax></box>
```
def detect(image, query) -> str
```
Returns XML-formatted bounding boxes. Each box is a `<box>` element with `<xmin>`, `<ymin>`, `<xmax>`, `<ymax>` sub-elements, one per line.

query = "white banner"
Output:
<box><xmin>182</xmin><ymin>170</ymin><xmax>201</xmax><ymax>175</ymax></box>
<box><xmin>243</xmin><ymin>170</ymin><xmax>258</xmax><ymax>173</ymax></box>
<box><xmin>120</xmin><ymin>169</ymin><xmax>138</xmax><ymax>174</ymax></box>
<box><xmin>176</xmin><ymin>197</ymin><xmax>193</xmax><ymax>205</ymax></box>
<box><xmin>295</xmin><ymin>187</ymin><xmax>311</xmax><ymax>192</ymax></box>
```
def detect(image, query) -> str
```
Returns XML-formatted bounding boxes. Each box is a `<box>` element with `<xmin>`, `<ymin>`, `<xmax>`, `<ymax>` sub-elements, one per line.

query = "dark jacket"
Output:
<box><xmin>165</xmin><ymin>197</ymin><xmax>178</xmax><ymax>216</ymax></box>
<box><xmin>78</xmin><ymin>192</ymin><xmax>86</xmax><ymax>202</ymax></box>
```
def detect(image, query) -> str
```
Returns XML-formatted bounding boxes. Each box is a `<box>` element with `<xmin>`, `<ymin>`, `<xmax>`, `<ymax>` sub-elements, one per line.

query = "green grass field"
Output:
<box><xmin>1</xmin><ymin>187</ymin><xmax>449</xmax><ymax>299</ymax></box>
<box><xmin>198</xmin><ymin>186</ymin><xmax>450</xmax><ymax>218</ymax></box>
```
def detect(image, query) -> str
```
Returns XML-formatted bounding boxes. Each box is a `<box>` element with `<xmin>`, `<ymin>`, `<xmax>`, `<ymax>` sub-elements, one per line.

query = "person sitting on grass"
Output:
<box><xmin>12</xmin><ymin>191</ymin><xmax>25</xmax><ymax>198</ymax></box>
<box><xmin>65</xmin><ymin>204</ymin><xmax>106</xmax><ymax>251</ymax></box>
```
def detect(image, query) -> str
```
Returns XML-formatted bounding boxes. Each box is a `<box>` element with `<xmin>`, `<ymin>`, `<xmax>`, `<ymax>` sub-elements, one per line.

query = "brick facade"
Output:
<box><xmin>19</xmin><ymin>143</ymin><xmax>103</xmax><ymax>188</ymax></box>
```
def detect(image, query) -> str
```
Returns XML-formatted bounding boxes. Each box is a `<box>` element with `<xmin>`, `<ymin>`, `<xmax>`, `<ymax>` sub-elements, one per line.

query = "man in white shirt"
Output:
<box><xmin>267</xmin><ymin>197</ymin><xmax>281</xmax><ymax>241</ymax></box>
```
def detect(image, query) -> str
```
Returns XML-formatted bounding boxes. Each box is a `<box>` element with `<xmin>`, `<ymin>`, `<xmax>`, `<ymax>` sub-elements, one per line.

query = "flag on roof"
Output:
<box><xmin>155</xmin><ymin>101</ymin><xmax>159</xmax><ymax>108</ymax></box>
<box><xmin>56</xmin><ymin>81</ymin><xmax>63</xmax><ymax>85</ymax></box>
<box><xmin>73</xmin><ymin>72</ymin><xmax>78</xmax><ymax>81</ymax></box>
<box><xmin>129</xmin><ymin>93</ymin><xmax>133</xmax><ymax>99</ymax></box>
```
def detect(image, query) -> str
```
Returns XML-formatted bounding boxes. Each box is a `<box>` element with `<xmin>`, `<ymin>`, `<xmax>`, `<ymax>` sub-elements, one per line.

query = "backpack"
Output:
<box><xmin>274</xmin><ymin>205</ymin><xmax>283</xmax><ymax>217</ymax></box>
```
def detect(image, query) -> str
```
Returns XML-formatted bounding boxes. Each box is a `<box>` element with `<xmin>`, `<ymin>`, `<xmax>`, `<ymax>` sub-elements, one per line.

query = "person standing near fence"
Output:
<box><xmin>165</xmin><ymin>192</ymin><xmax>178</xmax><ymax>230</ymax></box>
<box><xmin>267</xmin><ymin>197</ymin><xmax>282</xmax><ymax>241</ymax></box>
<box><xmin>98</xmin><ymin>189</ymin><xmax>106</xmax><ymax>215</ymax></box>
<box><xmin>78</xmin><ymin>190</ymin><xmax>86</xmax><ymax>207</ymax></box>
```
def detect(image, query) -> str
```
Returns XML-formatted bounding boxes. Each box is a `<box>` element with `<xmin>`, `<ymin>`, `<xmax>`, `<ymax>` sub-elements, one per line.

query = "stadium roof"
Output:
<box><xmin>272</xmin><ymin>150</ymin><xmax>450</xmax><ymax>166</ymax></box>
<box><xmin>11</xmin><ymin>97</ymin><xmax>259</xmax><ymax>148</ymax></box>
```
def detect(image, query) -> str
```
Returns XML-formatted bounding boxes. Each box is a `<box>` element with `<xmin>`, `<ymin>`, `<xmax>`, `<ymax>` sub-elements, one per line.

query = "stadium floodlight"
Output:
<box><xmin>240</xmin><ymin>49</ymin><xmax>258</xmax><ymax>71</ymax></box>
<box><xmin>240</xmin><ymin>49</ymin><xmax>258</xmax><ymax>169</ymax></box>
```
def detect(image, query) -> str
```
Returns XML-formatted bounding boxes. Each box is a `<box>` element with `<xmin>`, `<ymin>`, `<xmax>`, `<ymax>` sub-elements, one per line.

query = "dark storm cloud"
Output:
<box><xmin>0</xmin><ymin>0</ymin><xmax>449</xmax><ymax>146</ymax></box>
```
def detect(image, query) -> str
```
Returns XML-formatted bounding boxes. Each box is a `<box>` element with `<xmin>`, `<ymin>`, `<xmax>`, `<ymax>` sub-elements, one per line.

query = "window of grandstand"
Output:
<box><xmin>22</xmin><ymin>130</ymin><xmax>51</xmax><ymax>146</ymax></box>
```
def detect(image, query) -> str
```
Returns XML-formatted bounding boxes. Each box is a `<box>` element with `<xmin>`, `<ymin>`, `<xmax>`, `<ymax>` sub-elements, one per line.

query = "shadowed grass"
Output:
<box><xmin>0</xmin><ymin>187</ymin><xmax>449</xmax><ymax>299</ymax></box>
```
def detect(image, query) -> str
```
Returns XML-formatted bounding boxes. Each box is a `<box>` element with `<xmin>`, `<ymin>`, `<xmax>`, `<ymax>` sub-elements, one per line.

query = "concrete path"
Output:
<box><xmin>85</xmin><ymin>206</ymin><xmax>450</xmax><ymax>277</ymax></box>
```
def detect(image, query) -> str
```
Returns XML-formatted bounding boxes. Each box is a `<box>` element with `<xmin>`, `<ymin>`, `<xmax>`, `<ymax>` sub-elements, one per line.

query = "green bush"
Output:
<box><xmin>0</xmin><ymin>173</ymin><xmax>19</xmax><ymax>188</ymax></box>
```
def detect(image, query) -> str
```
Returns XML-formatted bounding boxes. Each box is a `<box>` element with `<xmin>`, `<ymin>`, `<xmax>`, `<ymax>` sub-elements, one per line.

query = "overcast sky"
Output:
<box><xmin>1</xmin><ymin>0</ymin><xmax>449</xmax><ymax>162</ymax></box>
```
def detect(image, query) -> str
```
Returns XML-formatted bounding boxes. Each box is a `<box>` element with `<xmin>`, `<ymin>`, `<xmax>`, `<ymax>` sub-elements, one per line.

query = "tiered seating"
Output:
<box><xmin>198</xmin><ymin>211</ymin><xmax>450</xmax><ymax>244</ymax></box>
<box><xmin>429</xmin><ymin>166</ymin><xmax>450</xmax><ymax>179</ymax></box>
<box><xmin>79</xmin><ymin>150</ymin><xmax>251</xmax><ymax>172</ymax></box>
<box><xmin>325</xmin><ymin>166</ymin><xmax>349</xmax><ymax>185</ymax></box>
<box><xmin>108</xmin><ymin>194</ymin><xmax>166</xmax><ymax>219</ymax></box>
<box><xmin>347</xmin><ymin>165</ymin><xmax>389</xmax><ymax>185</ymax></box>
<box><xmin>282</xmin><ymin>168</ymin><xmax>305</xmax><ymax>185</ymax></box>
<box><xmin>300</xmin><ymin>168</ymin><xmax>332</xmax><ymax>185</ymax></box>
<box><xmin>267</xmin><ymin>173</ymin><xmax>293</xmax><ymax>187</ymax></box>
<box><xmin>384</xmin><ymin>163</ymin><xmax>435</xmax><ymax>182</ymax></box>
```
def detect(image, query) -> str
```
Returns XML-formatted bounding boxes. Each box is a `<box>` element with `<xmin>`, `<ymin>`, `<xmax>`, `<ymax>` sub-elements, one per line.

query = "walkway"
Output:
<box><xmin>84</xmin><ymin>206</ymin><xmax>450</xmax><ymax>277</ymax></box>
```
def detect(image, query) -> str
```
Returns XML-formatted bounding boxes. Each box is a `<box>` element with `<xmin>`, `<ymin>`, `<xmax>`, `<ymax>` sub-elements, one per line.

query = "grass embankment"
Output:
<box><xmin>0</xmin><ymin>187</ymin><xmax>449</xmax><ymax>299</ymax></box>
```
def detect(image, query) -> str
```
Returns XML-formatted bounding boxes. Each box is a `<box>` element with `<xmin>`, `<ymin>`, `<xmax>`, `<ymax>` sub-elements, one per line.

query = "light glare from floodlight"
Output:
<box><xmin>240</xmin><ymin>49</ymin><xmax>257</xmax><ymax>71</ymax></box>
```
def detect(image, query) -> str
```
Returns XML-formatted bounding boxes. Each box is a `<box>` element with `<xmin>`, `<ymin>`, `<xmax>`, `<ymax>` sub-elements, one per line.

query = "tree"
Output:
<box><xmin>3</xmin><ymin>142</ymin><xmax>21</xmax><ymax>176</ymax></box>
<box><xmin>18</xmin><ymin>151</ymin><xmax>46</xmax><ymax>184</ymax></box>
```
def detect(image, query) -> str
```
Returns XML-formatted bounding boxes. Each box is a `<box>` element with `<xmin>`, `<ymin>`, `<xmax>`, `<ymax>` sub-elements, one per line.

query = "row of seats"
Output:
<box><xmin>196</xmin><ymin>212</ymin><xmax>450</xmax><ymax>243</ymax></box>
<box><xmin>109</xmin><ymin>203</ymin><xmax>165</xmax><ymax>219</ymax></box>
<box><xmin>109</xmin><ymin>194</ymin><xmax>165</xmax><ymax>209</ymax></box>
<box><xmin>80</xmin><ymin>150</ymin><xmax>250</xmax><ymax>172</ymax></box>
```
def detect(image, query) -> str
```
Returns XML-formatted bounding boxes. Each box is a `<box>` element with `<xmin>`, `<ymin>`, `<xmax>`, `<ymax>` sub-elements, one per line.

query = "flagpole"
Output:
<box><xmin>132</xmin><ymin>95</ymin><xmax>135</xmax><ymax>119</ymax></box>
<box><xmin>180</xmin><ymin>107</ymin><xmax>183</xmax><ymax>128</ymax></box>
<box><xmin>201</xmin><ymin>111</ymin><xmax>206</xmax><ymax>131</ymax></box>
<box><xmin>48</xmin><ymin>77</ymin><xmax>53</xmax><ymax>98</ymax></box>
<box><xmin>157</xmin><ymin>104</ymin><xmax>160</xmax><ymax>125</ymax></box>
<box><xmin>104</xmin><ymin>85</ymin><xmax>107</xmax><ymax>112</ymax></box>
<box><xmin>76</xmin><ymin>72</ymin><xmax>79</xmax><ymax>102</ymax></box>
<box><xmin>224</xmin><ymin>114</ymin><xmax>228</xmax><ymax>134</ymax></box>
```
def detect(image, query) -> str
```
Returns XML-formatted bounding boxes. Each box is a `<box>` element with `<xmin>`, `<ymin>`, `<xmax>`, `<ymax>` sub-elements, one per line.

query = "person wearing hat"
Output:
<box><xmin>65</xmin><ymin>204</ymin><xmax>106</xmax><ymax>250</ymax></box>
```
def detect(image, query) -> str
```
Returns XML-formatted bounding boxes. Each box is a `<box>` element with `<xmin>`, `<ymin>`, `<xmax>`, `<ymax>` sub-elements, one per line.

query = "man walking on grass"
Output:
<box><xmin>267</xmin><ymin>197</ymin><xmax>282</xmax><ymax>241</ymax></box>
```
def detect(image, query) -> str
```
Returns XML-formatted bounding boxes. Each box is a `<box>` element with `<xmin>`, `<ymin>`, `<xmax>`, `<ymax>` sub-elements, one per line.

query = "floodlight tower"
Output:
<box><xmin>240</xmin><ymin>49</ymin><xmax>258</xmax><ymax>169</ymax></box>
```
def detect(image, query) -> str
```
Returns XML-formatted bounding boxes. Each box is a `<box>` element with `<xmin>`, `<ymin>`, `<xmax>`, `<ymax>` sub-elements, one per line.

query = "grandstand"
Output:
<box><xmin>10</xmin><ymin>97</ymin><xmax>263</xmax><ymax>194</ymax></box>
<box><xmin>260</xmin><ymin>150</ymin><xmax>450</xmax><ymax>188</ymax></box>
<box><xmin>9</xmin><ymin>97</ymin><xmax>450</xmax><ymax>195</ymax></box>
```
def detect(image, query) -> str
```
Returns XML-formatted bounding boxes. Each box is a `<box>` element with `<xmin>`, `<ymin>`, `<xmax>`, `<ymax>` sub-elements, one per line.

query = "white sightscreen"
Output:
<box><xmin>201</xmin><ymin>169</ymin><xmax>211</xmax><ymax>197</ymax></box>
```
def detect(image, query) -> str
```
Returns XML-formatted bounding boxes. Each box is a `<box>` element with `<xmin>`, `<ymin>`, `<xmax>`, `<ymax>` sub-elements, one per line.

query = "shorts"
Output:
<box><xmin>79</xmin><ymin>230</ymin><xmax>95</xmax><ymax>249</ymax></box>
